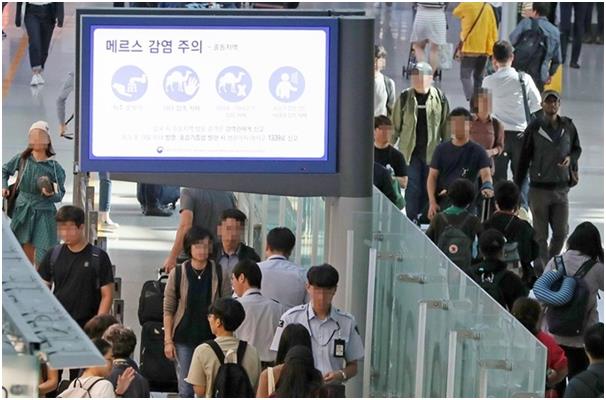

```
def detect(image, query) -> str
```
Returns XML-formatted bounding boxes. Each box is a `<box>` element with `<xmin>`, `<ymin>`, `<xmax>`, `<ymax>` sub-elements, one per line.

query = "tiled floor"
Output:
<box><xmin>2</xmin><ymin>2</ymin><xmax>604</xmax><ymax>362</ymax></box>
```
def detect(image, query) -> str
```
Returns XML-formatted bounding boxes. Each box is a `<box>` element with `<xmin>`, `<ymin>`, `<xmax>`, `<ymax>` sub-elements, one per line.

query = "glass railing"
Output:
<box><xmin>236</xmin><ymin>193</ymin><xmax>325</xmax><ymax>269</ymax></box>
<box><xmin>357</xmin><ymin>187</ymin><xmax>547</xmax><ymax>398</ymax></box>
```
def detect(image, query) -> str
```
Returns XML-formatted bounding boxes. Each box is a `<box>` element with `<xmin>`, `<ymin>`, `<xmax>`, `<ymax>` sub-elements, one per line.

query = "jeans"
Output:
<box><xmin>560</xmin><ymin>3</ymin><xmax>589</xmax><ymax>64</ymax></box>
<box><xmin>529</xmin><ymin>187</ymin><xmax>569</xmax><ymax>271</ymax></box>
<box><xmin>494</xmin><ymin>131</ymin><xmax>529</xmax><ymax>209</ymax></box>
<box><xmin>98</xmin><ymin>171</ymin><xmax>111</xmax><ymax>212</ymax></box>
<box><xmin>175</xmin><ymin>343</ymin><xmax>195</xmax><ymax>398</ymax></box>
<box><xmin>405</xmin><ymin>154</ymin><xmax>429</xmax><ymax>222</ymax></box>
<box><xmin>24</xmin><ymin>4</ymin><xmax>55</xmax><ymax>70</ymax></box>
<box><xmin>460</xmin><ymin>55</ymin><xmax>488</xmax><ymax>102</ymax></box>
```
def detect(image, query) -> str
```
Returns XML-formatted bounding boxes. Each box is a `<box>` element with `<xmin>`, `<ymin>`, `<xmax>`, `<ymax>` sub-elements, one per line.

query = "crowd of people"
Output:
<box><xmin>2</xmin><ymin>1</ymin><xmax>604</xmax><ymax>398</ymax></box>
<box><xmin>371</xmin><ymin>2</ymin><xmax>603</xmax><ymax>397</ymax></box>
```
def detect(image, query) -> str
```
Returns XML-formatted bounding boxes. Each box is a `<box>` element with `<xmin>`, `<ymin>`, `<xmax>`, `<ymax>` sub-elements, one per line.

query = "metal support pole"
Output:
<box><xmin>362</xmin><ymin>247</ymin><xmax>378</xmax><ymax>398</ymax></box>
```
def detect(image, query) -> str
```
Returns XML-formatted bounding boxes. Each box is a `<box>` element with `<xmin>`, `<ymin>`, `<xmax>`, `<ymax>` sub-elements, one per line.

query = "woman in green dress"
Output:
<box><xmin>2</xmin><ymin>121</ymin><xmax>66</xmax><ymax>265</ymax></box>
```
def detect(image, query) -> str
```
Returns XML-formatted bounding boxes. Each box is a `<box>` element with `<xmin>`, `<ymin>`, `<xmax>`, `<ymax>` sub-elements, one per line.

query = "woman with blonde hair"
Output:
<box><xmin>2</xmin><ymin>121</ymin><xmax>66</xmax><ymax>265</ymax></box>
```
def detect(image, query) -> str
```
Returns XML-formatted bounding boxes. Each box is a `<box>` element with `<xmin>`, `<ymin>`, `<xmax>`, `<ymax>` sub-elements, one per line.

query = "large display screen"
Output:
<box><xmin>79</xmin><ymin>15</ymin><xmax>338</xmax><ymax>173</ymax></box>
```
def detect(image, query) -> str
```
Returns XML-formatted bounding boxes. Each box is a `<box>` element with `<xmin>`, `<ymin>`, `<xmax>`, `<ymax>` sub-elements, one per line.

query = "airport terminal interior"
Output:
<box><xmin>2</xmin><ymin>1</ymin><xmax>605</xmax><ymax>398</ymax></box>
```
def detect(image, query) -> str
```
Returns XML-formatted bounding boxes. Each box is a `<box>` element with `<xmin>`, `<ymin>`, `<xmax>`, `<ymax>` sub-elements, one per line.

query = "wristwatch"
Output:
<box><xmin>338</xmin><ymin>370</ymin><xmax>347</xmax><ymax>382</ymax></box>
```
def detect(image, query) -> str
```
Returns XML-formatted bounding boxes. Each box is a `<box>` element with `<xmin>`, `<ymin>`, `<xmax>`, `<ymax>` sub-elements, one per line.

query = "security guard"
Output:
<box><xmin>270</xmin><ymin>263</ymin><xmax>364</xmax><ymax>388</ymax></box>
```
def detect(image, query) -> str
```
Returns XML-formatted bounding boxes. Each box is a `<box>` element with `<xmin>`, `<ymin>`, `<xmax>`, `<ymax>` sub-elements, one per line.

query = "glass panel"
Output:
<box><xmin>356</xmin><ymin>187</ymin><xmax>547</xmax><ymax>398</ymax></box>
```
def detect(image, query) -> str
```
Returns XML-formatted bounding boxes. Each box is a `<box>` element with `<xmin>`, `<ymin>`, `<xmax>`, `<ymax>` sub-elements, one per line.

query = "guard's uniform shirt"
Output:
<box><xmin>258</xmin><ymin>255</ymin><xmax>308</xmax><ymax>309</ymax></box>
<box><xmin>270</xmin><ymin>303</ymin><xmax>365</xmax><ymax>375</ymax></box>
<box><xmin>235</xmin><ymin>288</ymin><xmax>284</xmax><ymax>363</ymax></box>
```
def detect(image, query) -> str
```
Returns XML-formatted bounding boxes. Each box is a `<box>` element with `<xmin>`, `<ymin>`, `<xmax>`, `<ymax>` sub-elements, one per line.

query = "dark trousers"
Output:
<box><xmin>529</xmin><ymin>187</ymin><xmax>569</xmax><ymax>271</ymax></box>
<box><xmin>24</xmin><ymin>4</ymin><xmax>55</xmax><ymax>70</ymax></box>
<box><xmin>585</xmin><ymin>2</ymin><xmax>604</xmax><ymax>40</ymax></box>
<box><xmin>560</xmin><ymin>3</ymin><xmax>589</xmax><ymax>64</ymax></box>
<box><xmin>493</xmin><ymin>131</ymin><xmax>529</xmax><ymax>209</ymax></box>
<box><xmin>460</xmin><ymin>55</ymin><xmax>488</xmax><ymax>103</ymax></box>
<box><xmin>405</xmin><ymin>154</ymin><xmax>429</xmax><ymax>222</ymax></box>
<box><xmin>555</xmin><ymin>345</ymin><xmax>589</xmax><ymax>396</ymax></box>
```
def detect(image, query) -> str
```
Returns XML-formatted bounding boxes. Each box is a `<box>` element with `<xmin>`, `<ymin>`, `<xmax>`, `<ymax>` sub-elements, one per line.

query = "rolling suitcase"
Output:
<box><xmin>140</xmin><ymin>321</ymin><xmax>178</xmax><ymax>393</ymax></box>
<box><xmin>480</xmin><ymin>196</ymin><xmax>495</xmax><ymax>223</ymax></box>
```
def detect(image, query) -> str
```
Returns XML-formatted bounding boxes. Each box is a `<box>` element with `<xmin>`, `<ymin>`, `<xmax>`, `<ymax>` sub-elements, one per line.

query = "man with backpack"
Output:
<box><xmin>391</xmin><ymin>61</ymin><xmax>450</xmax><ymax>224</ymax></box>
<box><xmin>484</xmin><ymin>181</ymin><xmax>539</xmax><ymax>288</ymax></box>
<box><xmin>516</xmin><ymin>90</ymin><xmax>582</xmax><ymax>270</ymax></box>
<box><xmin>38</xmin><ymin>205</ymin><xmax>114</xmax><ymax>328</ymax></box>
<box><xmin>509</xmin><ymin>2</ymin><xmax>561</xmax><ymax>92</ymax></box>
<box><xmin>374</xmin><ymin>45</ymin><xmax>396</xmax><ymax>118</ymax></box>
<box><xmin>565</xmin><ymin>323</ymin><xmax>604</xmax><ymax>398</ymax></box>
<box><xmin>186</xmin><ymin>297</ymin><xmax>261</xmax><ymax>398</ymax></box>
<box><xmin>427</xmin><ymin>108</ymin><xmax>493</xmax><ymax>219</ymax></box>
<box><xmin>426</xmin><ymin>178</ymin><xmax>483</xmax><ymax>271</ymax></box>
<box><xmin>482</xmin><ymin>40</ymin><xmax>541</xmax><ymax>211</ymax></box>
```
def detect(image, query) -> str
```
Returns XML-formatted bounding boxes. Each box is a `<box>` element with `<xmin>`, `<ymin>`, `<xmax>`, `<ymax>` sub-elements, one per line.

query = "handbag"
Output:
<box><xmin>453</xmin><ymin>3</ymin><xmax>487</xmax><ymax>60</ymax></box>
<box><xmin>4</xmin><ymin>156</ymin><xmax>28</xmax><ymax>218</ymax></box>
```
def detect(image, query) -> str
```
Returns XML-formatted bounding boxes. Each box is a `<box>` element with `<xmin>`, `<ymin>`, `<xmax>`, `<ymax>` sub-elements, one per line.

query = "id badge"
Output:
<box><xmin>333</xmin><ymin>339</ymin><xmax>345</xmax><ymax>358</ymax></box>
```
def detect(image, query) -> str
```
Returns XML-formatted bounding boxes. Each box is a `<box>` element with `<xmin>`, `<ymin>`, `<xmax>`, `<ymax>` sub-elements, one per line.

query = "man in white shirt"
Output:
<box><xmin>374</xmin><ymin>45</ymin><xmax>396</xmax><ymax>118</ymax></box>
<box><xmin>232</xmin><ymin>259</ymin><xmax>284</xmax><ymax>367</ymax></box>
<box><xmin>257</xmin><ymin>227</ymin><xmax>308</xmax><ymax>308</ymax></box>
<box><xmin>482</xmin><ymin>40</ymin><xmax>541</xmax><ymax>210</ymax></box>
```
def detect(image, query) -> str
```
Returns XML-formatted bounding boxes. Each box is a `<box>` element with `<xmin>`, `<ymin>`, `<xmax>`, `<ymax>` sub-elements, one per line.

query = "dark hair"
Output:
<box><xmin>494</xmin><ymin>181</ymin><xmax>520</xmax><ymax>211</ymax></box>
<box><xmin>471</xmin><ymin>87</ymin><xmax>491</xmax><ymax>113</ymax></box>
<box><xmin>274</xmin><ymin>345</ymin><xmax>323</xmax><ymax>398</ymax></box>
<box><xmin>511</xmin><ymin>297</ymin><xmax>541</xmax><ymax>335</ymax></box>
<box><xmin>56</xmin><ymin>205</ymin><xmax>85</xmax><ymax>227</ymax></box>
<box><xmin>532</xmin><ymin>2</ymin><xmax>550</xmax><ymax>16</ymax></box>
<box><xmin>449</xmin><ymin>107</ymin><xmax>473</xmax><ymax>121</ymax></box>
<box><xmin>208</xmin><ymin>297</ymin><xmax>246</xmax><ymax>332</ymax></box>
<box><xmin>276</xmin><ymin>323</ymin><xmax>312</xmax><ymax>364</ymax></box>
<box><xmin>447</xmin><ymin>178</ymin><xmax>476</xmax><ymax>208</ymax></box>
<box><xmin>83</xmin><ymin>314</ymin><xmax>119</xmax><ymax>339</ymax></box>
<box><xmin>183</xmin><ymin>225</ymin><xmax>214</xmax><ymax>258</ymax></box>
<box><xmin>22</xmin><ymin>130</ymin><xmax>56</xmax><ymax>160</ymax></box>
<box><xmin>567</xmin><ymin>222</ymin><xmax>604</xmax><ymax>262</ymax></box>
<box><xmin>492</xmin><ymin>40</ymin><xmax>514</xmax><ymax>63</ymax></box>
<box><xmin>220</xmin><ymin>208</ymin><xmax>247</xmax><ymax>224</ymax></box>
<box><xmin>479</xmin><ymin>229</ymin><xmax>505</xmax><ymax>259</ymax></box>
<box><xmin>92</xmin><ymin>337</ymin><xmax>112</xmax><ymax>357</ymax></box>
<box><xmin>584</xmin><ymin>323</ymin><xmax>604</xmax><ymax>360</ymax></box>
<box><xmin>374</xmin><ymin>45</ymin><xmax>387</xmax><ymax>59</ymax></box>
<box><xmin>374</xmin><ymin>115</ymin><xmax>392</xmax><ymax>129</ymax></box>
<box><xmin>232</xmin><ymin>259</ymin><xmax>262</xmax><ymax>289</ymax></box>
<box><xmin>307</xmin><ymin>263</ymin><xmax>339</xmax><ymax>288</ymax></box>
<box><xmin>103</xmin><ymin>324</ymin><xmax>137</xmax><ymax>359</ymax></box>
<box><xmin>267</xmin><ymin>227</ymin><xmax>296</xmax><ymax>257</ymax></box>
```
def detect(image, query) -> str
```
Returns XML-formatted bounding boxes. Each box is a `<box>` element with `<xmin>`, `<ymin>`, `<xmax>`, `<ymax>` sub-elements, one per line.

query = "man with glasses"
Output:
<box><xmin>270</xmin><ymin>264</ymin><xmax>364</xmax><ymax>395</ymax></box>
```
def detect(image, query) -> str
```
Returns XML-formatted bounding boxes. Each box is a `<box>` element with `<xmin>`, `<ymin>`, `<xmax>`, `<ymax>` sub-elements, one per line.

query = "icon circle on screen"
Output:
<box><xmin>164</xmin><ymin>66</ymin><xmax>200</xmax><ymax>102</ymax></box>
<box><xmin>216</xmin><ymin>66</ymin><xmax>252</xmax><ymax>102</ymax></box>
<box><xmin>111</xmin><ymin>65</ymin><xmax>148</xmax><ymax>102</ymax></box>
<box><xmin>269</xmin><ymin>67</ymin><xmax>305</xmax><ymax>103</ymax></box>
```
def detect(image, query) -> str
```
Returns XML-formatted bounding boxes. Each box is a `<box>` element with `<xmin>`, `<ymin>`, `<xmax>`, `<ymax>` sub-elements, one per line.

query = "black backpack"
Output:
<box><xmin>512</xmin><ymin>18</ymin><xmax>548</xmax><ymax>84</ymax></box>
<box><xmin>545</xmin><ymin>256</ymin><xmax>597</xmax><ymax>337</ymax></box>
<box><xmin>138</xmin><ymin>274</ymin><xmax>169</xmax><ymax>325</ymax></box>
<box><xmin>206</xmin><ymin>340</ymin><xmax>255</xmax><ymax>398</ymax></box>
<box><xmin>437</xmin><ymin>213</ymin><xmax>474</xmax><ymax>270</ymax></box>
<box><xmin>473</xmin><ymin>265</ymin><xmax>507</xmax><ymax>308</ymax></box>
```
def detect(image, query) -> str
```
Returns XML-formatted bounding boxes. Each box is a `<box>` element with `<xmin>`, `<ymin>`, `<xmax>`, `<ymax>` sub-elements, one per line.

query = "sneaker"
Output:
<box><xmin>99</xmin><ymin>220</ymin><xmax>120</xmax><ymax>231</ymax></box>
<box><xmin>30</xmin><ymin>74</ymin><xmax>39</xmax><ymax>86</ymax></box>
<box><xmin>36</xmin><ymin>73</ymin><xmax>45</xmax><ymax>85</ymax></box>
<box><xmin>596</xmin><ymin>35</ymin><xmax>603</xmax><ymax>45</ymax></box>
<box><xmin>2</xmin><ymin>31</ymin><xmax>6</xmax><ymax>39</ymax></box>
<box><xmin>570</xmin><ymin>62</ymin><xmax>581</xmax><ymax>69</ymax></box>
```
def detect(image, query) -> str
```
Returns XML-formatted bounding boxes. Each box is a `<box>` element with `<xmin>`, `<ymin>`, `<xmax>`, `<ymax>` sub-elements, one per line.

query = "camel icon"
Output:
<box><xmin>165</xmin><ymin>70</ymin><xmax>193</xmax><ymax>93</ymax></box>
<box><xmin>218</xmin><ymin>71</ymin><xmax>247</xmax><ymax>94</ymax></box>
